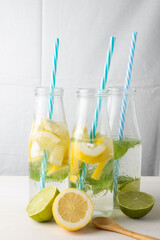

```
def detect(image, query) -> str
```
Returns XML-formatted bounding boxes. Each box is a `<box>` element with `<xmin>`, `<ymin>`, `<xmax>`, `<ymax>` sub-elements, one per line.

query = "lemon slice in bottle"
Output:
<box><xmin>36</xmin><ymin>130</ymin><xmax>60</xmax><ymax>151</ymax></box>
<box><xmin>91</xmin><ymin>138</ymin><xmax>114</xmax><ymax>180</ymax></box>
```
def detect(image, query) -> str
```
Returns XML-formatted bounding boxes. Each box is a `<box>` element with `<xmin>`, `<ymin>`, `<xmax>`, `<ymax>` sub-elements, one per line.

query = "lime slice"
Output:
<box><xmin>117</xmin><ymin>191</ymin><xmax>155</xmax><ymax>218</ymax></box>
<box><xmin>118</xmin><ymin>177</ymin><xmax>140</xmax><ymax>192</ymax></box>
<box><xmin>26</xmin><ymin>186</ymin><xmax>59</xmax><ymax>222</ymax></box>
<box><xmin>47</xmin><ymin>165</ymin><xmax>69</xmax><ymax>182</ymax></box>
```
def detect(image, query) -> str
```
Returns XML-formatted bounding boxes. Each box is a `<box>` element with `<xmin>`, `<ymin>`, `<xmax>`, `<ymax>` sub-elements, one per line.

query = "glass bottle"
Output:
<box><xmin>69</xmin><ymin>88</ymin><xmax>114</xmax><ymax>217</ymax></box>
<box><xmin>107</xmin><ymin>87</ymin><xmax>142</xmax><ymax>207</ymax></box>
<box><xmin>28</xmin><ymin>87</ymin><xmax>70</xmax><ymax>199</ymax></box>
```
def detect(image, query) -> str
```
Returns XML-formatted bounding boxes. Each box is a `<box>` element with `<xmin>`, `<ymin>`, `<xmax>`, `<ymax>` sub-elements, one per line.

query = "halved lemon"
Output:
<box><xmin>36</xmin><ymin>130</ymin><xmax>60</xmax><ymax>151</ymax></box>
<box><xmin>52</xmin><ymin>188</ymin><xmax>94</xmax><ymax>231</ymax></box>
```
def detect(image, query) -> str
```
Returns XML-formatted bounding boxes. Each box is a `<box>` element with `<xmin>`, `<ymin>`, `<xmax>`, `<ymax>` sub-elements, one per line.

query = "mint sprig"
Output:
<box><xmin>113</xmin><ymin>138</ymin><xmax>141</xmax><ymax>160</ymax></box>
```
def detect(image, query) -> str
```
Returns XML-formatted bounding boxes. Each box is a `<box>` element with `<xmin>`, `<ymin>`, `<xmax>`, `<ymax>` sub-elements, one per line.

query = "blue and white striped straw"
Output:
<box><xmin>90</xmin><ymin>36</ymin><xmax>116</xmax><ymax>140</ymax></box>
<box><xmin>40</xmin><ymin>38</ymin><xmax>59</xmax><ymax>190</ymax></box>
<box><xmin>113</xmin><ymin>32</ymin><xmax>138</xmax><ymax>204</ymax></box>
<box><xmin>49</xmin><ymin>38</ymin><xmax>59</xmax><ymax>119</ymax></box>
<box><xmin>78</xmin><ymin>37</ymin><xmax>116</xmax><ymax>191</ymax></box>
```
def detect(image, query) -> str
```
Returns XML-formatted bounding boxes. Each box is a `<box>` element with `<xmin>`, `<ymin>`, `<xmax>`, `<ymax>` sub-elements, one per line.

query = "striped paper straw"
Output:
<box><xmin>40</xmin><ymin>38</ymin><xmax>59</xmax><ymax>190</ymax></box>
<box><xmin>90</xmin><ymin>36</ymin><xmax>116</xmax><ymax>140</ymax></box>
<box><xmin>49</xmin><ymin>38</ymin><xmax>59</xmax><ymax>119</ymax></box>
<box><xmin>113</xmin><ymin>32</ymin><xmax>138</xmax><ymax>204</ymax></box>
<box><xmin>78</xmin><ymin>37</ymin><xmax>116</xmax><ymax>191</ymax></box>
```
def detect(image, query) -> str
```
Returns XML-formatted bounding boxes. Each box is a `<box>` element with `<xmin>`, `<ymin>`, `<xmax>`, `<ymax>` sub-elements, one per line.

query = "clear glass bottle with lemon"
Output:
<box><xmin>28</xmin><ymin>88</ymin><xmax>70</xmax><ymax>198</ymax></box>
<box><xmin>69</xmin><ymin>89</ymin><xmax>114</xmax><ymax>217</ymax></box>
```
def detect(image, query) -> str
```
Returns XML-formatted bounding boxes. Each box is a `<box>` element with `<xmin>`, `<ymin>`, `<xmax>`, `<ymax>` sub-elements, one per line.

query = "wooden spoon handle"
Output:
<box><xmin>115</xmin><ymin>227</ymin><xmax>159</xmax><ymax>240</ymax></box>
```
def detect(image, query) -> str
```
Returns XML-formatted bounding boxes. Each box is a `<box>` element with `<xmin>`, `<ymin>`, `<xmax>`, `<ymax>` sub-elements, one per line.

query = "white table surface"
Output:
<box><xmin>0</xmin><ymin>176</ymin><xmax>160</xmax><ymax>240</ymax></box>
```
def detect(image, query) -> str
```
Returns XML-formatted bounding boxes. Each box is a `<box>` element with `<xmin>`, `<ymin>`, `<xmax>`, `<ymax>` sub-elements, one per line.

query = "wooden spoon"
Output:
<box><xmin>92</xmin><ymin>217</ymin><xmax>159</xmax><ymax>240</ymax></box>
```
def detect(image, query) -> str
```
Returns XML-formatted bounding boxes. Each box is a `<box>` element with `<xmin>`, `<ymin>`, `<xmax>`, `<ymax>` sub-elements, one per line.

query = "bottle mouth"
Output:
<box><xmin>107</xmin><ymin>87</ymin><xmax>136</xmax><ymax>95</ymax></box>
<box><xmin>35</xmin><ymin>87</ymin><xmax>64</xmax><ymax>96</ymax></box>
<box><xmin>77</xmin><ymin>88</ymin><xmax>109</xmax><ymax>97</ymax></box>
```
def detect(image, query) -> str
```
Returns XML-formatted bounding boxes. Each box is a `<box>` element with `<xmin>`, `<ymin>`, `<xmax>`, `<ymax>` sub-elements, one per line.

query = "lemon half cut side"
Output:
<box><xmin>52</xmin><ymin>188</ymin><xmax>94</xmax><ymax>231</ymax></box>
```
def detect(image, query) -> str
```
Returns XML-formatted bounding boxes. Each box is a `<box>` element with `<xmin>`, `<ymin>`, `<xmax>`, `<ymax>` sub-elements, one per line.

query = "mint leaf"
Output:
<box><xmin>113</xmin><ymin>138</ymin><xmax>141</xmax><ymax>160</ymax></box>
<box><xmin>84</xmin><ymin>158</ymin><xmax>114</xmax><ymax>195</ymax></box>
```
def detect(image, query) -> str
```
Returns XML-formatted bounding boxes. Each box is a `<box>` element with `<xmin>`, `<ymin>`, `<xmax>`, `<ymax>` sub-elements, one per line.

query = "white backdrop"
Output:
<box><xmin>0</xmin><ymin>0</ymin><xmax>160</xmax><ymax>176</ymax></box>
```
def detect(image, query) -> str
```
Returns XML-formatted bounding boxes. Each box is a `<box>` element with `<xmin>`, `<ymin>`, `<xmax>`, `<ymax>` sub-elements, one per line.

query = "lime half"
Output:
<box><xmin>26</xmin><ymin>186</ymin><xmax>59</xmax><ymax>222</ymax></box>
<box><xmin>117</xmin><ymin>191</ymin><xmax>155</xmax><ymax>218</ymax></box>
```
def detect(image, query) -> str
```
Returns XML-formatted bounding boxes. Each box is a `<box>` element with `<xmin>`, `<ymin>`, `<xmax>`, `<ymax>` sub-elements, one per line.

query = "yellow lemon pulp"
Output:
<box><xmin>36</xmin><ymin>130</ymin><xmax>60</xmax><ymax>151</ymax></box>
<box><xmin>70</xmin><ymin>127</ymin><xmax>114</xmax><ymax>181</ymax></box>
<box><xmin>33</xmin><ymin>119</ymin><xmax>69</xmax><ymax>163</ymax></box>
<box><xmin>52</xmin><ymin>188</ymin><xmax>94</xmax><ymax>231</ymax></box>
<box><xmin>28</xmin><ymin>139</ymin><xmax>43</xmax><ymax>162</ymax></box>
<box><xmin>91</xmin><ymin>138</ymin><xmax>114</xmax><ymax>180</ymax></box>
<box><xmin>70</xmin><ymin>141</ymin><xmax>80</xmax><ymax>175</ymax></box>
<box><xmin>69</xmin><ymin>175</ymin><xmax>78</xmax><ymax>184</ymax></box>
<box><xmin>78</xmin><ymin>142</ymin><xmax>113</xmax><ymax>164</ymax></box>
<box><xmin>49</xmin><ymin>144</ymin><xmax>65</xmax><ymax>166</ymax></box>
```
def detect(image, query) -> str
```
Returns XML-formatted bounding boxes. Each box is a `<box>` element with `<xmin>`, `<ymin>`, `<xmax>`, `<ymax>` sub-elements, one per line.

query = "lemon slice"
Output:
<box><xmin>70</xmin><ymin>142</ymin><xmax>80</xmax><ymax>175</ymax></box>
<box><xmin>69</xmin><ymin>175</ymin><xmax>78</xmax><ymax>184</ymax></box>
<box><xmin>91</xmin><ymin>138</ymin><xmax>114</xmax><ymax>180</ymax></box>
<box><xmin>79</xmin><ymin>142</ymin><xmax>105</xmax><ymax>156</ymax></box>
<box><xmin>72</xmin><ymin>126</ymin><xmax>89</xmax><ymax>140</ymax></box>
<box><xmin>79</xmin><ymin>142</ymin><xmax>112</xmax><ymax>164</ymax></box>
<box><xmin>36</xmin><ymin>130</ymin><xmax>60</xmax><ymax>151</ymax></box>
<box><xmin>43</xmin><ymin>119</ymin><xmax>67</xmax><ymax>138</ymax></box>
<box><xmin>95</xmin><ymin>132</ymin><xmax>104</xmax><ymax>144</ymax></box>
<box><xmin>49</xmin><ymin>144</ymin><xmax>65</xmax><ymax>166</ymax></box>
<box><xmin>91</xmin><ymin>160</ymin><xmax>108</xmax><ymax>180</ymax></box>
<box><xmin>52</xmin><ymin>188</ymin><xmax>94</xmax><ymax>231</ymax></box>
<box><xmin>29</xmin><ymin>140</ymin><xmax>43</xmax><ymax>161</ymax></box>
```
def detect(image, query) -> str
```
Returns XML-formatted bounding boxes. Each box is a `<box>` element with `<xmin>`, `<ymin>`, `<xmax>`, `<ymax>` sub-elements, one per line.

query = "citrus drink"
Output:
<box><xmin>113</xmin><ymin>138</ymin><xmax>141</xmax><ymax>207</ymax></box>
<box><xmin>69</xmin><ymin>127</ymin><xmax>114</xmax><ymax>217</ymax></box>
<box><xmin>29</xmin><ymin>118</ymin><xmax>70</xmax><ymax>198</ymax></box>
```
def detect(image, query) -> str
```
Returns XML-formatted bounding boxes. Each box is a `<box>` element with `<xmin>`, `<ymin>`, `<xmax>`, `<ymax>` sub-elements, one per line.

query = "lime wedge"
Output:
<box><xmin>26</xmin><ymin>186</ymin><xmax>59</xmax><ymax>222</ymax></box>
<box><xmin>117</xmin><ymin>191</ymin><xmax>155</xmax><ymax>218</ymax></box>
<box><xmin>47</xmin><ymin>165</ymin><xmax>69</xmax><ymax>182</ymax></box>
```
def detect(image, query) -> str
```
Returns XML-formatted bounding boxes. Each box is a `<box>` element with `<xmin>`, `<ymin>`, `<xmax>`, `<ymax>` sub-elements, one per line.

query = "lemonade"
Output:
<box><xmin>113</xmin><ymin>138</ymin><xmax>141</xmax><ymax>207</ymax></box>
<box><xmin>29</xmin><ymin>118</ymin><xmax>70</xmax><ymax>198</ymax></box>
<box><xmin>69</xmin><ymin>127</ymin><xmax>114</xmax><ymax>217</ymax></box>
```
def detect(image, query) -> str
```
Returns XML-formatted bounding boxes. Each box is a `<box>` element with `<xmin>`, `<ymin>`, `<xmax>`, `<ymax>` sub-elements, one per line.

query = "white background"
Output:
<box><xmin>0</xmin><ymin>0</ymin><xmax>160</xmax><ymax>176</ymax></box>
